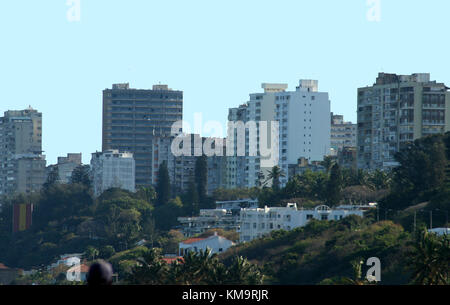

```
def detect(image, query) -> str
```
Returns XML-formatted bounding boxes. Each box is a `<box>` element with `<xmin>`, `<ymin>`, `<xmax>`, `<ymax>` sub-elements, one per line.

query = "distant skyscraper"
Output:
<box><xmin>102</xmin><ymin>83</ymin><xmax>183</xmax><ymax>188</ymax></box>
<box><xmin>0</xmin><ymin>107</ymin><xmax>46</xmax><ymax>196</ymax></box>
<box><xmin>357</xmin><ymin>73</ymin><xmax>450</xmax><ymax>170</ymax></box>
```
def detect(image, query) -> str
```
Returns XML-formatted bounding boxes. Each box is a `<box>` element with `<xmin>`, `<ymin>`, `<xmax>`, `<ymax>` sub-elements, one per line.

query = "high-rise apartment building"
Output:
<box><xmin>330</xmin><ymin>113</ymin><xmax>357</xmax><ymax>155</ymax></box>
<box><xmin>0</xmin><ymin>107</ymin><xmax>46</xmax><ymax>196</ymax></box>
<box><xmin>226</xmin><ymin>84</ymin><xmax>287</xmax><ymax>189</ymax></box>
<box><xmin>153</xmin><ymin>134</ymin><xmax>226</xmax><ymax>195</ymax></box>
<box><xmin>102</xmin><ymin>83</ymin><xmax>183</xmax><ymax>188</ymax></box>
<box><xmin>357</xmin><ymin>73</ymin><xmax>450</xmax><ymax>170</ymax></box>
<box><xmin>226</xmin><ymin>81</ymin><xmax>331</xmax><ymax>188</ymax></box>
<box><xmin>276</xmin><ymin>80</ymin><xmax>331</xmax><ymax>186</ymax></box>
<box><xmin>90</xmin><ymin>150</ymin><xmax>135</xmax><ymax>197</ymax></box>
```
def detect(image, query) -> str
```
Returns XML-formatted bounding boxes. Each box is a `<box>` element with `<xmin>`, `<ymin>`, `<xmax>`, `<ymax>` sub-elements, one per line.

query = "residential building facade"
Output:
<box><xmin>0</xmin><ymin>108</ymin><xmax>46</xmax><ymax>196</ymax></box>
<box><xmin>90</xmin><ymin>150</ymin><xmax>135</xmax><ymax>197</ymax></box>
<box><xmin>276</xmin><ymin>80</ymin><xmax>331</xmax><ymax>186</ymax></box>
<box><xmin>46</xmin><ymin>153</ymin><xmax>82</xmax><ymax>184</ymax></box>
<box><xmin>102</xmin><ymin>83</ymin><xmax>183</xmax><ymax>188</ymax></box>
<box><xmin>239</xmin><ymin>203</ymin><xmax>367</xmax><ymax>242</ymax></box>
<box><xmin>330</xmin><ymin>113</ymin><xmax>357</xmax><ymax>155</ymax></box>
<box><xmin>357</xmin><ymin>73</ymin><xmax>450</xmax><ymax>170</ymax></box>
<box><xmin>178</xmin><ymin>233</ymin><xmax>235</xmax><ymax>256</ymax></box>
<box><xmin>177</xmin><ymin>209</ymin><xmax>240</xmax><ymax>237</ymax></box>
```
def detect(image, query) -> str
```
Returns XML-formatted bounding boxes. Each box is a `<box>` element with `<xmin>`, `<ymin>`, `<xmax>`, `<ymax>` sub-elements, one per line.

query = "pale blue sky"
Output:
<box><xmin>1</xmin><ymin>0</ymin><xmax>449</xmax><ymax>164</ymax></box>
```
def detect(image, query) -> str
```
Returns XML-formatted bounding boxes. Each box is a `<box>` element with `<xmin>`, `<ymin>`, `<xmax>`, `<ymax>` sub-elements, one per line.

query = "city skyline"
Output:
<box><xmin>2</xmin><ymin>1</ymin><xmax>450</xmax><ymax>164</ymax></box>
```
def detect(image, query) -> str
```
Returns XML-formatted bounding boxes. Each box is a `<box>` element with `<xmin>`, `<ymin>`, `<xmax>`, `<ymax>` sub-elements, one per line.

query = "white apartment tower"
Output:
<box><xmin>91</xmin><ymin>150</ymin><xmax>136</xmax><ymax>197</ymax></box>
<box><xmin>226</xmin><ymin>84</ymin><xmax>287</xmax><ymax>188</ymax></box>
<box><xmin>276</xmin><ymin>80</ymin><xmax>331</xmax><ymax>186</ymax></box>
<box><xmin>227</xmin><ymin>81</ymin><xmax>330</xmax><ymax>188</ymax></box>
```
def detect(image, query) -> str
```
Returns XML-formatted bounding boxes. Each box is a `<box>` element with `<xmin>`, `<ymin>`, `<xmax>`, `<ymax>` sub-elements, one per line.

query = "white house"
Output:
<box><xmin>47</xmin><ymin>254</ymin><xmax>82</xmax><ymax>271</ymax></box>
<box><xmin>177</xmin><ymin>209</ymin><xmax>240</xmax><ymax>237</ymax></box>
<box><xmin>66</xmin><ymin>264</ymin><xmax>89</xmax><ymax>282</ymax></box>
<box><xmin>239</xmin><ymin>203</ymin><xmax>369</xmax><ymax>242</ymax></box>
<box><xmin>179</xmin><ymin>233</ymin><xmax>235</xmax><ymax>256</ymax></box>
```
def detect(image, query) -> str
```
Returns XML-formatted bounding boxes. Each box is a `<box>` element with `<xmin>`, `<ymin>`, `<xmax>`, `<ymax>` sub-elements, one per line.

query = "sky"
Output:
<box><xmin>1</xmin><ymin>0</ymin><xmax>450</xmax><ymax>164</ymax></box>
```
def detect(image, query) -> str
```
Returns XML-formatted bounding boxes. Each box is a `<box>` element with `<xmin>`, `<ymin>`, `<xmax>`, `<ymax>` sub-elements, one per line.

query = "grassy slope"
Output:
<box><xmin>221</xmin><ymin>216</ymin><xmax>413</xmax><ymax>285</ymax></box>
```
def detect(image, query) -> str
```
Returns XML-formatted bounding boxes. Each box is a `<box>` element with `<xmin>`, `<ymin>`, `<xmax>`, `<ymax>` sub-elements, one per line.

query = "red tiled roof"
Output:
<box><xmin>0</xmin><ymin>263</ymin><xmax>9</xmax><ymax>270</ymax></box>
<box><xmin>181</xmin><ymin>237</ymin><xmax>206</xmax><ymax>244</ymax></box>
<box><xmin>68</xmin><ymin>264</ymin><xmax>90</xmax><ymax>273</ymax></box>
<box><xmin>162</xmin><ymin>257</ymin><xmax>184</xmax><ymax>264</ymax></box>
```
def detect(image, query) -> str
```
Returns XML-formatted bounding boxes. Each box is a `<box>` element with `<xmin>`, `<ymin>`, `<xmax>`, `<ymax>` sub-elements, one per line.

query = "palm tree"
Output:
<box><xmin>321</xmin><ymin>156</ymin><xmax>336</xmax><ymax>174</ymax></box>
<box><xmin>177</xmin><ymin>249</ymin><xmax>217</xmax><ymax>285</ymax></box>
<box><xmin>128</xmin><ymin>248</ymin><xmax>169</xmax><ymax>284</ymax></box>
<box><xmin>265</xmin><ymin>166</ymin><xmax>285</xmax><ymax>190</ymax></box>
<box><xmin>225</xmin><ymin>256</ymin><xmax>264</xmax><ymax>285</ymax></box>
<box><xmin>409</xmin><ymin>229</ymin><xmax>449</xmax><ymax>285</ymax></box>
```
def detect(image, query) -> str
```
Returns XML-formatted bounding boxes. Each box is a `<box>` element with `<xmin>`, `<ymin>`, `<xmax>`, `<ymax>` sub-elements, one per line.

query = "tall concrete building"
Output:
<box><xmin>276</xmin><ymin>80</ymin><xmax>331</xmax><ymax>186</ymax></box>
<box><xmin>90</xmin><ymin>150</ymin><xmax>135</xmax><ymax>197</ymax></box>
<box><xmin>330</xmin><ymin>113</ymin><xmax>357</xmax><ymax>155</ymax></box>
<box><xmin>226</xmin><ymin>104</ymin><xmax>249</xmax><ymax>189</ymax></box>
<box><xmin>0</xmin><ymin>107</ymin><xmax>46</xmax><ymax>196</ymax></box>
<box><xmin>226</xmin><ymin>84</ymin><xmax>287</xmax><ymax>189</ymax></box>
<box><xmin>357</xmin><ymin>73</ymin><xmax>450</xmax><ymax>170</ymax></box>
<box><xmin>153</xmin><ymin>134</ymin><xmax>226</xmax><ymax>195</ymax></box>
<box><xmin>226</xmin><ymin>80</ymin><xmax>330</xmax><ymax>188</ymax></box>
<box><xmin>102</xmin><ymin>83</ymin><xmax>183</xmax><ymax>188</ymax></box>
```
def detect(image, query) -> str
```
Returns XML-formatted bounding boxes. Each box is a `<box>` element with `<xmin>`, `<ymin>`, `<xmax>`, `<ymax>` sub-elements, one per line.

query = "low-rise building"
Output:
<box><xmin>288</xmin><ymin>157</ymin><xmax>326</xmax><ymax>179</ymax></box>
<box><xmin>47</xmin><ymin>253</ymin><xmax>83</xmax><ymax>271</ymax></box>
<box><xmin>177</xmin><ymin>209</ymin><xmax>239</xmax><ymax>237</ymax></box>
<box><xmin>46</xmin><ymin>153</ymin><xmax>82</xmax><ymax>184</ymax></box>
<box><xmin>0</xmin><ymin>263</ymin><xmax>22</xmax><ymax>285</ymax></box>
<box><xmin>239</xmin><ymin>203</ymin><xmax>370</xmax><ymax>242</ymax></box>
<box><xmin>216</xmin><ymin>198</ymin><xmax>259</xmax><ymax>215</ymax></box>
<box><xmin>428</xmin><ymin>228</ymin><xmax>449</xmax><ymax>236</ymax></box>
<box><xmin>66</xmin><ymin>263</ymin><xmax>89</xmax><ymax>282</ymax></box>
<box><xmin>178</xmin><ymin>232</ymin><xmax>235</xmax><ymax>256</ymax></box>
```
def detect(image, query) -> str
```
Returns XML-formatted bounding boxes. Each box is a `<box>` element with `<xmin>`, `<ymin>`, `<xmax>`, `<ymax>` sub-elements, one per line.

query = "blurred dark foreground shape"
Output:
<box><xmin>86</xmin><ymin>260</ymin><xmax>113</xmax><ymax>286</ymax></box>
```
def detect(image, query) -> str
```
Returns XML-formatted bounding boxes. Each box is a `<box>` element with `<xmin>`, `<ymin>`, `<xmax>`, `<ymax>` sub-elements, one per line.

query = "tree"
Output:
<box><xmin>393</xmin><ymin>136</ymin><xmax>447</xmax><ymax>195</ymax></box>
<box><xmin>184</xmin><ymin>177</ymin><xmax>199</xmax><ymax>216</ymax></box>
<box><xmin>128</xmin><ymin>248</ymin><xmax>169</xmax><ymax>285</ymax></box>
<box><xmin>85</xmin><ymin>246</ymin><xmax>99</xmax><ymax>261</ymax></box>
<box><xmin>136</xmin><ymin>186</ymin><xmax>156</xmax><ymax>204</ymax></box>
<box><xmin>195</xmin><ymin>155</ymin><xmax>208</xmax><ymax>209</ymax></box>
<box><xmin>156</xmin><ymin>161</ymin><xmax>171</xmax><ymax>206</ymax></box>
<box><xmin>326</xmin><ymin>163</ymin><xmax>343</xmax><ymax>206</ymax></box>
<box><xmin>224</xmin><ymin>256</ymin><xmax>264</xmax><ymax>285</ymax></box>
<box><xmin>70</xmin><ymin>165</ymin><xmax>91</xmax><ymax>188</ymax></box>
<box><xmin>321</xmin><ymin>156</ymin><xmax>336</xmax><ymax>174</ymax></box>
<box><xmin>409</xmin><ymin>229</ymin><xmax>449</xmax><ymax>285</ymax></box>
<box><xmin>265</xmin><ymin>166</ymin><xmax>285</xmax><ymax>190</ymax></box>
<box><xmin>99</xmin><ymin>245</ymin><xmax>116</xmax><ymax>259</ymax></box>
<box><xmin>43</xmin><ymin>166</ymin><xmax>60</xmax><ymax>191</ymax></box>
<box><xmin>153</xmin><ymin>197</ymin><xmax>184</xmax><ymax>231</ymax></box>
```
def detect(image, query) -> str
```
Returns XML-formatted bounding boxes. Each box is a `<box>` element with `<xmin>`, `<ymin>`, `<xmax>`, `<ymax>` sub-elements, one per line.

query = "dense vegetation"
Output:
<box><xmin>0</xmin><ymin>133</ymin><xmax>449</xmax><ymax>284</ymax></box>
